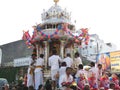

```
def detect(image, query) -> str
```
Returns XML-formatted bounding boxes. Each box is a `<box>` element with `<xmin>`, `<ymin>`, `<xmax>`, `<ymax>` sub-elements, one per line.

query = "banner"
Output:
<box><xmin>110</xmin><ymin>51</ymin><xmax>120</xmax><ymax>73</ymax></box>
<box><xmin>14</xmin><ymin>57</ymin><xmax>30</xmax><ymax>67</ymax></box>
<box><xmin>96</xmin><ymin>52</ymin><xmax>110</xmax><ymax>71</ymax></box>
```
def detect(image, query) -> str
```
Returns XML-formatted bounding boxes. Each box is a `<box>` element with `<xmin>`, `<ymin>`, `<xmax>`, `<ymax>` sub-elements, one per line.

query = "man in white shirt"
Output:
<box><xmin>27</xmin><ymin>54</ymin><xmax>36</xmax><ymax>87</ymax></box>
<box><xmin>74</xmin><ymin>52</ymin><xmax>82</xmax><ymax>69</ymax></box>
<box><xmin>34</xmin><ymin>54</ymin><xmax>44</xmax><ymax>90</ymax></box>
<box><xmin>76</xmin><ymin>64</ymin><xmax>85</xmax><ymax>77</ymax></box>
<box><xmin>59</xmin><ymin>67</ymin><xmax>73</xmax><ymax>90</ymax></box>
<box><xmin>48</xmin><ymin>50</ymin><xmax>61</xmax><ymax>90</ymax></box>
<box><xmin>63</xmin><ymin>53</ymin><xmax>73</xmax><ymax>67</ymax></box>
<box><xmin>59</xmin><ymin>62</ymin><xmax>67</xmax><ymax>77</ymax></box>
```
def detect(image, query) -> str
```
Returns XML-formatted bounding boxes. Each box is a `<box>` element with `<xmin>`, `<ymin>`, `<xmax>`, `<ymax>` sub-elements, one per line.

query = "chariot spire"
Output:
<box><xmin>54</xmin><ymin>0</ymin><xmax>59</xmax><ymax>5</ymax></box>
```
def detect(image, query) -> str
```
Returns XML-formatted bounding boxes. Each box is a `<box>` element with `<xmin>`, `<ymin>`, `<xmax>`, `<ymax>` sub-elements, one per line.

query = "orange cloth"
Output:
<box><xmin>35</xmin><ymin>66</ymin><xmax>43</xmax><ymax>68</ymax></box>
<box><xmin>29</xmin><ymin>68</ymin><xmax>34</xmax><ymax>75</ymax></box>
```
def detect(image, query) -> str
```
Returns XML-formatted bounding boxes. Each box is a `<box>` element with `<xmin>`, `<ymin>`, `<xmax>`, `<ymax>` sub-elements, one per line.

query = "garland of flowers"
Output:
<box><xmin>39</xmin><ymin>29</ymin><xmax>59</xmax><ymax>39</ymax></box>
<box><xmin>22</xmin><ymin>23</ymin><xmax>90</xmax><ymax>48</ymax></box>
<box><xmin>36</xmin><ymin>24</ymin><xmax>89</xmax><ymax>44</ymax></box>
<box><xmin>36</xmin><ymin>24</ymin><xmax>62</xmax><ymax>39</ymax></box>
<box><xmin>62</xmin><ymin>24</ymin><xmax>90</xmax><ymax>45</ymax></box>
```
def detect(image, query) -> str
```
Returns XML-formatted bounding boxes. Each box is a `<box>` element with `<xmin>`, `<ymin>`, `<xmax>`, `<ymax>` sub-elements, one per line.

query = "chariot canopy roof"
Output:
<box><xmin>22</xmin><ymin>0</ymin><xmax>90</xmax><ymax>47</ymax></box>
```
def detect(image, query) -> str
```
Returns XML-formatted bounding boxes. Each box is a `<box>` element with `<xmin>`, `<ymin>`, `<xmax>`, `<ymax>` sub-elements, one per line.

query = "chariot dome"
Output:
<box><xmin>22</xmin><ymin>0</ymin><xmax>89</xmax><ymax>68</ymax></box>
<box><xmin>41</xmin><ymin>1</ymin><xmax>71</xmax><ymax>24</ymax></box>
<box><xmin>36</xmin><ymin>0</ymin><xmax>75</xmax><ymax>38</ymax></box>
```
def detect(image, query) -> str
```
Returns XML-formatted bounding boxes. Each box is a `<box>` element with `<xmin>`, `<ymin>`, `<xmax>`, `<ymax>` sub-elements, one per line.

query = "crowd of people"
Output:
<box><xmin>2</xmin><ymin>50</ymin><xmax>120</xmax><ymax>90</ymax></box>
<box><xmin>26</xmin><ymin>50</ymin><xmax>120</xmax><ymax>90</ymax></box>
<box><xmin>47</xmin><ymin>50</ymin><xmax>120</xmax><ymax>90</ymax></box>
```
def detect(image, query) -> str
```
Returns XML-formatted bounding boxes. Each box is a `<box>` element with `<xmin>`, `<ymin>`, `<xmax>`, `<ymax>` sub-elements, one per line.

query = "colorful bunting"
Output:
<box><xmin>22</xmin><ymin>23</ymin><xmax>90</xmax><ymax>47</ymax></box>
<box><xmin>36</xmin><ymin>24</ymin><xmax>42</xmax><ymax>31</ymax></box>
<box><xmin>22</xmin><ymin>30</ymin><xmax>32</xmax><ymax>48</ymax></box>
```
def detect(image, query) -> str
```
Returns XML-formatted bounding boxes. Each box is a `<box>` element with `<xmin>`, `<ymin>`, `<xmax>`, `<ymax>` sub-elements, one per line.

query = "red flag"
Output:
<box><xmin>22</xmin><ymin>31</ymin><xmax>31</xmax><ymax>40</ymax></box>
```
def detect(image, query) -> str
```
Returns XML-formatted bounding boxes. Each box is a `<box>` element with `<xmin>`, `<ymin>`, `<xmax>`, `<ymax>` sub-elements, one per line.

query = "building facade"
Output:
<box><xmin>0</xmin><ymin>40</ymin><xmax>32</xmax><ymax>67</ymax></box>
<box><xmin>78</xmin><ymin>34</ymin><xmax>116</xmax><ymax>61</ymax></box>
<box><xmin>0</xmin><ymin>40</ymin><xmax>33</xmax><ymax>82</ymax></box>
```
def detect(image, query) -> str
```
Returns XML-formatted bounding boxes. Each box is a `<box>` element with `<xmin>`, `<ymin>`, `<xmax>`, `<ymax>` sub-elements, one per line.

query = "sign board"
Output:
<box><xmin>110</xmin><ymin>51</ymin><xmax>120</xmax><ymax>73</ymax></box>
<box><xmin>96</xmin><ymin>52</ymin><xmax>111</xmax><ymax>71</ymax></box>
<box><xmin>14</xmin><ymin>56</ymin><xmax>30</xmax><ymax>67</ymax></box>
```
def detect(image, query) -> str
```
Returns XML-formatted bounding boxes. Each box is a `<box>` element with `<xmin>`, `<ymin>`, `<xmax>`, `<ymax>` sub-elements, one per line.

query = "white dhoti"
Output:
<box><xmin>51</xmin><ymin>69</ymin><xmax>59</xmax><ymax>81</ymax></box>
<box><xmin>27</xmin><ymin>68</ymin><xmax>34</xmax><ymax>87</ymax></box>
<box><xmin>34</xmin><ymin>70</ymin><xmax>43</xmax><ymax>90</ymax></box>
<box><xmin>34</xmin><ymin>57</ymin><xmax>44</xmax><ymax>90</ymax></box>
<box><xmin>34</xmin><ymin>65</ymin><xmax>44</xmax><ymax>90</ymax></box>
